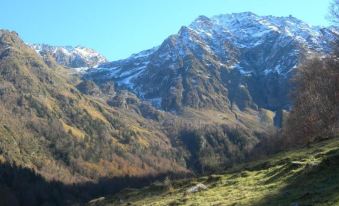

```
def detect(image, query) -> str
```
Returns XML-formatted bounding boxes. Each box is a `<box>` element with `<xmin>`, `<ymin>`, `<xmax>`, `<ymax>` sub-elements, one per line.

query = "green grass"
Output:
<box><xmin>95</xmin><ymin>137</ymin><xmax>339</xmax><ymax>206</ymax></box>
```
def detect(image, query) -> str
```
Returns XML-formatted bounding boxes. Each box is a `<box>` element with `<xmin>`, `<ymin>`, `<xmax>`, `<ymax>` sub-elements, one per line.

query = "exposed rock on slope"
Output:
<box><xmin>86</xmin><ymin>12</ymin><xmax>337</xmax><ymax>113</ymax></box>
<box><xmin>30</xmin><ymin>44</ymin><xmax>108</xmax><ymax>68</ymax></box>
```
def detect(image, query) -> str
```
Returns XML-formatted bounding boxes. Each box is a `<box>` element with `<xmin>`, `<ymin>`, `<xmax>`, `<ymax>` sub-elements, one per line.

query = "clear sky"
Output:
<box><xmin>0</xmin><ymin>0</ymin><xmax>332</xmax><ymax>60</ymax></box>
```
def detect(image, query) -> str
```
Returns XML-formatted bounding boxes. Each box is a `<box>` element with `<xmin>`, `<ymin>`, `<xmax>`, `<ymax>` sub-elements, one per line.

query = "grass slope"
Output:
<box><xmin>98</xmin><ymin>137</ymin><xmax>339</xmax><ymax>206</ymax></box>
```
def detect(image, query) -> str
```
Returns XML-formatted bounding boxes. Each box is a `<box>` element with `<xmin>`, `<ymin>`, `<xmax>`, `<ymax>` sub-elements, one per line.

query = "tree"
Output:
<box><xmin>283</xmin><ymin>0</ymin><xmax>339</xmax><ymax>146</ymax></box>
<box><xmin>284</xmin><ymin>56</ymin><xmax>338</xmax><ymax>145</ymax></box>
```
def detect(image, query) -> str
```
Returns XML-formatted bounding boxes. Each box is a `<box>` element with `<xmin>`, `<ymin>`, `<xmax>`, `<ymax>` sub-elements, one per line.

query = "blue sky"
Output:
<box><xmin>0</xmin><ymin>0</ymin><xmax>332</xmax><ymax>60</ymax></box>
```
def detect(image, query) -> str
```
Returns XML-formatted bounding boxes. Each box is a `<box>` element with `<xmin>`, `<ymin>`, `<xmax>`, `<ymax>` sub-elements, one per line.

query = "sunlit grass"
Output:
<box><xmin>98</xmin><ymin>137</ymin><xmax>339</xmax><ymax>206</ymax></box>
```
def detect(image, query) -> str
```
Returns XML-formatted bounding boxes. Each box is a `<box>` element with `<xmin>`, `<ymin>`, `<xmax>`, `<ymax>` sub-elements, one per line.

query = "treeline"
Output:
<box><xmin>162</xmin><ymin>118</ymin><xmax>275</xmax><ymax>174</ymax></box>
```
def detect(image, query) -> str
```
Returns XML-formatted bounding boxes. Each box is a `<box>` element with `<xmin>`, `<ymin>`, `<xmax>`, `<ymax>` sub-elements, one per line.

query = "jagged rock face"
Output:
<box><xmin>85</xmin><ymin>12</ymin><xmax>338</xmax><ymax>112</ymax></box>
<box><xmin>30</xmin><ymin>44</ymin><xmax>107</xmax><ymax>68</ymax></box>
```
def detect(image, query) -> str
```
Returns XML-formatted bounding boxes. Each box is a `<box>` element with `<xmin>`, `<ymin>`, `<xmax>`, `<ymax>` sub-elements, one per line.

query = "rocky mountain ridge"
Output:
<box><xmin>85</xmin><ymin>12</ymin><xmax>337</xmax><ymax>113</ymax></box>
<box><xmin>30</xmin><ymin>44</ymin><xmax>108</xmax><ymax>69</ymax></box>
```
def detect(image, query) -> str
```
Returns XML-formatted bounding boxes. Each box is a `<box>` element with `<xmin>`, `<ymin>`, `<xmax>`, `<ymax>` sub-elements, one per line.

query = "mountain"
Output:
<box><xmin>0</xmin><ymin>28</ymin><xmax>270</xmax><ymax>184</ymax></box>
<box><xmin>85</xmin><ymin>12</ymin><xmax>337</xmax><ymax>113</ymax></box>
<box><xmin>0</xmin><ymin>26</ymin><xmax>278</xmax><ymax>185</ymax></box>
<box><xmin>30</xmin><ymin>44</ymin><xmax>108</xmax><ymax>69</ymax></box>
<box><xmin>0</xmin><ymin>30</ymin><xmax>188</xmax><ymax>183</ymax></box>
<box><xmin>0</xmin><ymin>12</ymin><xmax>337</xmax><ymax>205</ymax></box>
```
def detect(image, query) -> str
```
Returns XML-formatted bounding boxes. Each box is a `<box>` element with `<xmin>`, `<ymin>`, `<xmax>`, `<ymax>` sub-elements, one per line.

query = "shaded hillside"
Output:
<box><xmin>0</xmin><ymin>162</ymin><xmax>189</xmax><ymax>206</ymax></box>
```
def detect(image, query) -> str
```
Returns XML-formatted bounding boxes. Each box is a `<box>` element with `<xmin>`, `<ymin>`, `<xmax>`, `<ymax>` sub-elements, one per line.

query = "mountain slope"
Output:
<box><xmin>0</xmin><ymin>28</ymin><xmax>278</xmax><ymax>185</ymax></box>
<box><xmin>96</xmin><ymin>137</ymin><xmax>339</xmax><ymax>206</ymax></box>
<box><xmin>86</xmin><ymin>12</ymin><xmax>337</xmax><ymax>113</ymax></box>
<box><xmin>0</xmin><ymin>30</ymin><xmax>187</xmax><ymax>183</ymax></box>
<box><xmin>2</xmin><ymin>28</ymin><xmax>274</xmax><ymax>183</ymax></box>
<box><xmin>30</xmin><ymin>44</ymin><xmax>108</xmax><ymax>69</ymax></box>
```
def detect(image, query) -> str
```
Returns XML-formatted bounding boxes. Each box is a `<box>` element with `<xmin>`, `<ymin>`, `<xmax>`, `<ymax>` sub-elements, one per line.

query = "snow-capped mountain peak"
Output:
<box><xmin>30</xmin><ymin>44</ymin><xmax>108</xmax><ymax>69</ymax></box>
<box><xmin>86</xmin><ymin>12</ymin><xmax>337</xmax><ymax>112</ymax></box>
<box><xmin>187</xmin><ymin>13</ymin><xmax>327</xmax><ymax>49</ymax></box>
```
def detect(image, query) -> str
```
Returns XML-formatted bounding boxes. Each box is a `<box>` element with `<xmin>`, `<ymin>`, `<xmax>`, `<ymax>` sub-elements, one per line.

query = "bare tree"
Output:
<box><xmin>284</xmin><ymin>55</ymin><xmax>338</xmax><ymax>145</ymax></box>
<box><xmin>283</xmin><ymin>0</ymin><xmax>337</xmax><ymax>145</ymax></box>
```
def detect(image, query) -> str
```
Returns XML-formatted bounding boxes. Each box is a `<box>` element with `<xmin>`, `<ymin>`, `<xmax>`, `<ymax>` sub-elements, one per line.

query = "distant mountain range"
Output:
<box><xmin>29</xmin><ymin>44</ymin><xmax>107</xmax><ymax>69</ymax></box>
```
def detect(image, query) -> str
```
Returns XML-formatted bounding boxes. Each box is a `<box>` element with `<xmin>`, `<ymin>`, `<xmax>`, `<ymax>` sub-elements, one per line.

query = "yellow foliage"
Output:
<box><xmin>129</xmin><ymin>126</ymin><xmax>151</xmax><ymax>148</ymax></box>
<box><xmin>111</xmin><ymin>138</ymin><xmax>128</xmax><ymax>151</ymax></box>
<box><xmin>42</xmin><ymin>96</ymin><xmax>58</xmax><ymax>112</ymax></box>
<box><xmin>137</xmin><ymin>137</ymin><xmax>150</xmax><ymax>148</ymax></box>
<box><xmin>259</xmin><ymin>108</ymin><xmax>275</xmax><ymax>125</ymax></box>
<box><xmin>130</xmin><ymin>125</ymin><xmax>149</xmax><ymax>134</ymax></box>
<box><xmin>81</xmin><ymin>161</ymin><xmax>104</xmax><ymax>174</ymax></box>
<box><xmin>60</xmin><ymin>89</ymin><xmax>77</xmax><ymax>100</ymax></box>
<box><xmin>61</xmin><ymin>121</ymin><xmax>85</xmax><ymax>140</ymax></box>
<box><xmin>0</xmin><ymin>155</ymin><xmax>6</xmax><ymax>163</ymax></box>
<box><xmin>78</xmin><ymin>101</ymin><xmax>109</xmax><ymax>124</ymax></box>
<box><xmin>260</xmin><ymin>109</ymin><xmax>275</xmax><ymax>119</ymax></box>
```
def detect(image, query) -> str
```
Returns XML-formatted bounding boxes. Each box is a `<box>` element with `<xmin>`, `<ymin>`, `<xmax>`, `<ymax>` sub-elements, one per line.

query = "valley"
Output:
<box><xmin>0</xmin><ymin>6</ymin><xmax>338</xmax><ymax>206</ymax></box>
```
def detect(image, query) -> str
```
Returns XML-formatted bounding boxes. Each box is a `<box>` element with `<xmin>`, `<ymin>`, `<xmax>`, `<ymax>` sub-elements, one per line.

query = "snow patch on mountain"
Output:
<box><xmin>85</xmin><ymin>12</ymin><xmax>337</xmax><ymax>109</ymax></box>
<box><xmin>29</xmin><ymin>44</ymin><xmax>108</xmax><ymax>68</ymax></box>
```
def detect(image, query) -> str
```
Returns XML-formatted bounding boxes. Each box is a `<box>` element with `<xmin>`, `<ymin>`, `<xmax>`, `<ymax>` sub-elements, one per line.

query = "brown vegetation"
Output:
<box><xmin>283</xmin><ymin>55</ymin><xmax>338</xmax><ymax>145</ymax></box>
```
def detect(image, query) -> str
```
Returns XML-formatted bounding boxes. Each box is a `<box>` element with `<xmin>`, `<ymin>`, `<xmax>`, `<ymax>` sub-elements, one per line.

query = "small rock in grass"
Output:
<box><xmin>186</xmin><ymin>183</ymin><xmax>208</xmax><ymax>193</ymax></box>
<box><xmin>88</xmin><ymin>197</ymin><xmax>105</xmax><ymax>204</ymax></box>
